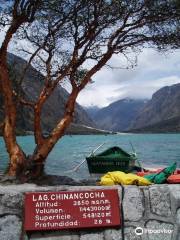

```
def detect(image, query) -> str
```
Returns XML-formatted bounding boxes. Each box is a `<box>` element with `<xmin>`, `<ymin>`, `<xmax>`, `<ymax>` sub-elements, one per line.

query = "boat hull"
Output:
<box><xmin>86</xmin><ymin>157</ymin><xmax>135</xmax><ymax>173</ymax></box>
<box><xmin>86</xmin><ymin>146</ymin><xmax>137</xmax><ymax>174</ymax></box>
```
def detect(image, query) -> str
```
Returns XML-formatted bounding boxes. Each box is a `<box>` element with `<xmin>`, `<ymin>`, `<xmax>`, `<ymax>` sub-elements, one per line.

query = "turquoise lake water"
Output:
<box><xmin>0</xmin><ymin>134</ymin><xmax>180</xmax><ymax>180</ymax></box>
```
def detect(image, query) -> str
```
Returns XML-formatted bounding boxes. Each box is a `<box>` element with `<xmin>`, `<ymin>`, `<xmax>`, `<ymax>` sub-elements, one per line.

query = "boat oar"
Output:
<box><xmin>64</xmin><ymin>142</ymin><xmax>105</xmax><ymax>173</ymax></box>
<box><xmin>89</xmin><ymin>142</ymin><xmax>106</xmax><ymax>157</ymax></box>
<box><xmin>129</xmin><ymin>141</ymin><xmax>144</xmax><ymax>172</ymax></box>
<box><xmin>129</xmin><ymin>141</ymin><xmax>136</xmax><ymax>155</ymax></box>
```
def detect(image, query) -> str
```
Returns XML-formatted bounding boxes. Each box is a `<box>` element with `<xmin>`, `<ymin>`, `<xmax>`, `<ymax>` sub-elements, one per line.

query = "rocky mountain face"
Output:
<box><xmin>86</xmin><ymin>83</ymin><xmax>180</xmax><ymax>133</ymax></box>
<box><xmin>0</xmin><ymin>53</ymin><xmax>95</xmax><ymax>134</ymax></box>
<box><xmin>88</xmin><ymin>99</ymin><xmax>146</xmax><ymax>132</ymax></box>
<box><xmin>84</xmin><ymin>106</ymin><xmax>100</xmax><ymax>119</ymax></box>
<box><xmin>130</xmin><ymin>115</ymin><xmax>180</xmax><ymax>133</ymax></box>
<box><xmin>131</xmin><ymin>83</ymin><xmax>180</xmax><ymax>131</ymax></box>
<box><xmin>1</xmin><ymin>53</ymin><xmax>180</xmax><ymax>134</ymax></box>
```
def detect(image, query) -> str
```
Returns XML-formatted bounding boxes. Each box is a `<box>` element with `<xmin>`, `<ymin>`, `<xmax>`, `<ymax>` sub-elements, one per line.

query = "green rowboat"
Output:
<box><xmin>86</xmin><ymin>146</ymin><xmax>137</xmax><ymax>174</ymax></box>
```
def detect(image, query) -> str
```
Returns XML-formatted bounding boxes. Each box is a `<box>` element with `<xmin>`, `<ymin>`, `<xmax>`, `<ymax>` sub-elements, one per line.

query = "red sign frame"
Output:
<box><xmin>24</xmin><ymin>189</ymin><xmax>121</xmax><ymax>231</ymax></box>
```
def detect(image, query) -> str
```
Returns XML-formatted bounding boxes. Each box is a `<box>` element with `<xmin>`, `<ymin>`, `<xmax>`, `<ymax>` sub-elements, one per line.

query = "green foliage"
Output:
<box><xmin>74</xmin><ymin>69</ymin><xmax>88</xmax><ymax>86</ymax></box>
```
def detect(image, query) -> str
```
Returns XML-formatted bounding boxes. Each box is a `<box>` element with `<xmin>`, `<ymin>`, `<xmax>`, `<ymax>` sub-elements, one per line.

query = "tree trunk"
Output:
<box><xmin>25</xmin><ymin>88</ymin><xmax>79</xmax><ymax>179</ymax></box>
<box><xmin>0</xmin><ymin>2</ymin><xmax>41</xmax><ymax>179</ymax></box>
<box><xmin>0</xmin><ymin>52</ymin><xmax>26</xmax><ymax>177</ymax></box>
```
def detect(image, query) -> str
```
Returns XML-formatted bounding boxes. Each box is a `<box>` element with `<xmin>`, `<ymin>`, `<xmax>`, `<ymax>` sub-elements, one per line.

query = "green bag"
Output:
<box><xmin>144</xmin><ymin>162</ymin><xmax>177</xmax><ymax>184</ymax></box>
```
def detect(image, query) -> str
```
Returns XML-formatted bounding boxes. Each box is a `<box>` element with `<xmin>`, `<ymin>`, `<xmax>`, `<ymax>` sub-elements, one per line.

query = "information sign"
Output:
<box><xmin>24</xmin><ymin>189</ymin><xmax>121</xmax><ymax>231</ymax></box>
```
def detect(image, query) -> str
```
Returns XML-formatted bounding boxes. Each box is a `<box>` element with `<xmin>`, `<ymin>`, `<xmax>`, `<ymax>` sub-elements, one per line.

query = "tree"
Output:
<box><xmin>0</xmin><ymin>0</ymin><xmax>180</xmax><ymax>180</ymax></box>
<box><xmin>0</xmin><ymin>0</ymin><xmax>42</xmax><ymax>178</ymax></box>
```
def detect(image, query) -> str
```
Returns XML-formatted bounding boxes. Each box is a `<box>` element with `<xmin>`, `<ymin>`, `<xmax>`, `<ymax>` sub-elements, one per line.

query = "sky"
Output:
<box><xmin>77</xmin><ymin>48</ymin><xmax>180</xmax><ymax>107</ymax></box>
<box><xmin>0</xmin><ymin>24</ymin><xmax>180</xmax><ymax>108</ymax></box>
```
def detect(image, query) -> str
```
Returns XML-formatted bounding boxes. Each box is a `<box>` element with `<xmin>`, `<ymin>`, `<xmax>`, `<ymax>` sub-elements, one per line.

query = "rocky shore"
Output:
<box><xmin>0</xmin><ymin>183</ymin><xmax>179</xmax><ymax>240</ymax></box>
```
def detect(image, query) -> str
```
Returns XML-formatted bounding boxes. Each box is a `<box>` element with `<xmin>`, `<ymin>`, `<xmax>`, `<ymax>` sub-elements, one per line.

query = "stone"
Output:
<box><xmin>0</xmin><ymin>175</ymin><xmax>17</xmax><ymax>184</ymax></box>
<box><xmin>168</xmin><ymin>185</ymin><xmax>180</xmax><ymax>198</ymax></box>
<box><xmin>0</xmin><ymin>215</ymin><xmax>22</xmax><ymax>240</ymax></box>
<box><xmin>30</xmin><ymin>233</ymin><xmax>71</xmax><ymax>240</ymax></box>
<box><xmin>145</xmin><ymin>220</ymin><xmax>174</xmax><ymax>240</ymax></box>
<box><xmin>168</xmin><ymin>185</ymin><xmax>180</xmax><ymax>208</ymax></box>
<box><xmin>0</xmin><ymin>183</ymin><xmax>38</xmax><ymax>193</ymax></box>
<box><xmin>32</xmin><ymin>175</ymin><xmax>82</xmax><ymax>186</ymax></box>
<box><xmin>80</xmin><ymin>233</ymin><xmax>104</xmax><ymax>240</ymax></box>
<box><xmin>177</xmin><ymin>208</ymin><xmax>180</xmax><ymax>224</ymax></box>
<box><xmin>80</xmin><ymin>178</ymin><xmax>99</xmax><ymax>186</ymax></box>
<box><xmin>29</xmin><ymin>231</ymin><xmax>79</xmax><ymax>240</ymax></box>
<box><xmin>104</xmin><ymin>229</ymin><xmax>122</xmax><ymax>240</ymax></box>
<box><xmin>123</xmin><ymin>186</ymin><xmax>144</xmax><ymax>221</ymax></box>
<box><xmin>105</xmin><ymin>226</ymin><xmax>146</xmax><ymax>240</ymax></box>
<box><xmin>0</xmin><ymin>192</ymin><xmax>23</xmax><ymax>215</ymax></box>
<box><xmin>124</xmin><ymin>227</ymin><xmax>143</xmax><ymax>240</ymax></box>
<box><xmin>149</xmin><ymin>186</ymin><xmax>171</xmax><ymax>217</ymax></box>
<box><xmin>178</xmin><ymin>231</ymin><xmax>180</xmax><ymax>240</ymax></box>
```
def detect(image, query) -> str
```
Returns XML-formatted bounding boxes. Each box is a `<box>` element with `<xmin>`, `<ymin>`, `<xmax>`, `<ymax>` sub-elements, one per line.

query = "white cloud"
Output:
<box><xmin>115</xmin><ymin>75</ymin><xmax>180</xmax><ymax>100</ymax></box>
<box><xmin>1</xmin><ymin>26</ymin><xmax>180</xmax><ymax>108</ymax></box>
<box><xmin>77</xmin><ymin>83</ymin><xmax>124</xmax><ymax>107</ymax></box>
<box><xmin>78</xmin><ymin>49</ymin><xmax>180</xmax><ymax>107</ymax></box>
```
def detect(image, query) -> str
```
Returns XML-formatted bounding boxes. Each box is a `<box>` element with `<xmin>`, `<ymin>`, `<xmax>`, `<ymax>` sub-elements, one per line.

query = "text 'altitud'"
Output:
<box><xmin>24</xmin><ymin>189</ymin><xmax>121</xmax><ymax>231</ymax></box>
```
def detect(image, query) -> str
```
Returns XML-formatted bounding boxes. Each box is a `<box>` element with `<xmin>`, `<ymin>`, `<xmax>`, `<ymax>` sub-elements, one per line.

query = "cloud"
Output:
<box><xmin>1</xmin><ymin>26</ymin><xmax>180</xmax><ymax>108</ymax></box>
<box><xmin>78</xmin><ymin>49</ymin><xmax>180</xmax><ymax>107</ymax></box>
<box><xmin>77</xmin><ymin>84</ymin><xmax>120</xmax><ymax>107</ymax></box>
<box><xmin>115</xmin><ymin>75</ymin><xmax>180</xmax><ymax>99</ymax></box>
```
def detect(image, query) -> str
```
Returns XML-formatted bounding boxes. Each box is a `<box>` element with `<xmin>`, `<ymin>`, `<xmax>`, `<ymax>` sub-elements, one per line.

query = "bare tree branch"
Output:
<box><xmin>18</xmin><ymin>47</ymin><xmax>42</xmax><ymax>86</ymax></box>
<box><xmin>12</xmin><ymin>90</ymin><xmax>35</xmax><ymax>108</ymax></box>
<box><xmin>0</xmin><ymin>121</ymin><xmax>4</xmax><ymax>129</ymax></box>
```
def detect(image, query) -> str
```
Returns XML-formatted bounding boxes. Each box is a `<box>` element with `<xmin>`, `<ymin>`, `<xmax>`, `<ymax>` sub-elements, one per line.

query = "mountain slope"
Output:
<box><xmin>131</xmin><ymin>83</ymin><xmax>180</xmax><ymax>130</ymax></box>
<box><xmin>130</xmin><ymin>115</ymin><xmax>180</xmax><ymax>133</ymax></box>
<box><xmin>0</xmin><ymin>53</ymin><xmax>95</xmax><ymax>134</ymax></box>
<box><xmin>90</xmin><ymin>99</ymin><xmax>146</xmax><ymax>131</ymax></box>
<box><xmin>84</xmin><ymin>106</ymin><xmax>100</xmax><ymax>119</ymax></box>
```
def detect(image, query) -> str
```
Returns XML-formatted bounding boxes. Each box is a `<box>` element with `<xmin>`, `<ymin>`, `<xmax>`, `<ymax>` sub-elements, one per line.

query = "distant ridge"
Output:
<box><xmin>131</xmin><ymin>83</ymin><xmax>180</xmax><ymax>131</ymax></box>
<box><xmin>87</xmin><ymin>98</ymin><xmax>146</xmax><ymax>131</ymax></box>
<box><xmin>86</xmin><ymin>83</ymin><xmax>180</xmax><ymax>133</ymax></box>
<box><xmin>129</xmin><ymin>115</ymin><xmax>180</xmax><ymax>133</ymax></box>
<box><xmin>0</xmin><ymin>53</ymin><xmax>96</xmax><ymax>135</ymax></box>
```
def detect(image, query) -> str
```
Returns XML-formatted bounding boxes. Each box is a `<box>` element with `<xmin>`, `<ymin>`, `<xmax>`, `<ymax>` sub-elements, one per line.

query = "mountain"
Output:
<box><xmin>0</xmin><ymin>53</ymin><xmax>95</xmax><ymax>134</ymax></box>
<box><xmin>131</xmin><ymin>83</ymin><xmax>180</xmax><ymax>130</ymax></box>
<box><xmin>130</xmin><ymin>115</ymin><xmax>180</xmax><ymax>133</ymax></box>
<box><xmin>84</xmin><ymin>106</ymin><xmax>100</xmax><ymax>119</ymax></box>
<box><xmin>89</xmin><ymin>99</ymin><xmax>147</xmax><ymax>131</ymax></box>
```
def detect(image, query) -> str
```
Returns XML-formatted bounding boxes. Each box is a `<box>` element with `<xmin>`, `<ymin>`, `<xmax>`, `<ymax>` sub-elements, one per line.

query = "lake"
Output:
<box><xmin>0</xmin><ymin>134</ymin><xmax>180</xmax><ymax>180</ymax></box>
